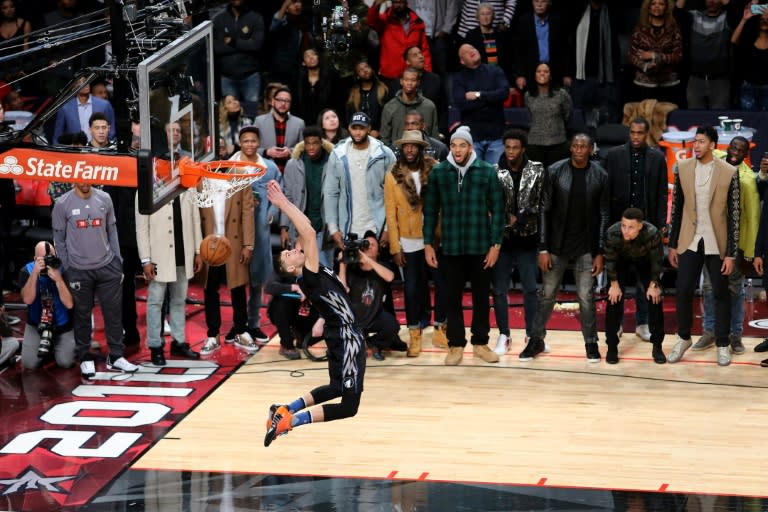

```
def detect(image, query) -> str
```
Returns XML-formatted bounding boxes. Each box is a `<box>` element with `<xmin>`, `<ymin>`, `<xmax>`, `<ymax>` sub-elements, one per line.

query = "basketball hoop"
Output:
<box><xmin>179</xmin><ymin>157</ymin><xmax>268</xmax><ymax>208</ymax></box>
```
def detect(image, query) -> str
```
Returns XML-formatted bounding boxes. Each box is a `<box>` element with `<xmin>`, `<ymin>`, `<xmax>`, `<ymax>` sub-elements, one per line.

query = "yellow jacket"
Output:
<box><xmin>713</xmin><ymin>149</ymin><xmax>759</xmax><ymax>258</ymax></box>
<box><xmin>384</xmin><ymin>169</ymin><xmax>426</xmax><ymax>255</ymax></box>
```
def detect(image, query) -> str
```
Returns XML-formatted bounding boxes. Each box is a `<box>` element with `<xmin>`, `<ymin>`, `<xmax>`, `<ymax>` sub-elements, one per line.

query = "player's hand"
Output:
<box><xmin>425</xmin><ymin>245</ymin><xmax>438</xmax><ymax>268</ymax></box>
<box><xmin>668</xmin><ymin>248</ymin><xmax>678</xmax><ymax>268</ymax></box>
<box><xmin>142</xmin><ymin>262</ymin><xmax>155</xmax><ymax>282</ymax></box>
<box><xmin>484</xmin><ymin>245</ymin><xmax>500</xmax><ymax>269</ymax></box>
<box><xmin>591</xmin><ymin>254</ymin><xmax>604</xmax><ymax>277</ymax></box>
<box><xmin>266</xmin><ymin>180</ymin><xmax>288</xmax><ymax>208</ymax></box>
<box><xmin>193</xmin><ymin>254</ymin><xmax>203</xmax><ymax>273</ymax></box>
<box><xmin>538</xmin><ymin>252</ymin><xmax>552</xmax><ymax>273</ymax></box>
<box><xmin>721</xmin><ymin>256</ymin><xmax>735</xmax><ymax>276</ymax></box>
<box><xmin>646</xmin><ymin>285</ymin><xmax>662</xmax><ymax>305</ymax></box>
<box><xmin>240</xmin><ymin>247</ymin><xmax>253</xmax><ymax>265</ymax></box>
<box><xmin>393</xmin><ymin>251</ymin><xmax>405</xmax><ymax>267</ymax></box>
<box><xmin>608</xmin><ymin>283</ymin><xmax>623</xmax><ymax>305</ymax></box>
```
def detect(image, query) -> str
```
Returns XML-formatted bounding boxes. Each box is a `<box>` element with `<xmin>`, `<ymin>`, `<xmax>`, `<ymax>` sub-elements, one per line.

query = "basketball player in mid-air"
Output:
<box><xmin>263</xmin><ymin>180</ymin><xmax>366</xmax><ymax>447</ymax></box>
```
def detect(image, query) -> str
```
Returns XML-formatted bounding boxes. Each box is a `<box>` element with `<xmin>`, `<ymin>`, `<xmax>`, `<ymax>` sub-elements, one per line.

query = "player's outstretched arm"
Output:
<box><xmin>266</xmin><ymin>180</ymin><xmax>319</xmax><ymax>272</ymax></box>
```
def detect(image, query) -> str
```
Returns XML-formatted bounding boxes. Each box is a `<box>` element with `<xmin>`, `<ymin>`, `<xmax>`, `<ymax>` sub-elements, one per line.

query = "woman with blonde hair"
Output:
<box><xmin>218</xmin><ymin>95</ymin><xmax>252</xmax><ymax>158</ymax></box>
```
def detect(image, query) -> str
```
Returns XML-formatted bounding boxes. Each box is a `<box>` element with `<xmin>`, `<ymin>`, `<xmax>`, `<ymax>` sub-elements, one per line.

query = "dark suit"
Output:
<box><xmin>603</xmin><ymin>143</ymin><xmax>668</xmax><ymax>229</ymax></box>
<box><xmin>52</xmin><ymin>95</ymin><xmax>116</xmax><ymax>144</ymax></box>
<box><xmin>510</xmin><ymin>11</ymin><xmax>573</xmax><ymax>88</ymax></box>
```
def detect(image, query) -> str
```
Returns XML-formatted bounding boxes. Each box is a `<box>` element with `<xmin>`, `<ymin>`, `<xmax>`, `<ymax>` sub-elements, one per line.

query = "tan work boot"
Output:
<box><xmin>407</xmin><ymin>328</ymin><xmax>422</xmax><ymax>357</ymax></box>
<box><xmin>445</xmin><ymin>346</ymin><xmax>463</xmax><ymax>365</ymax></box>
<box><xmin>432</xmin><ymin>324</ymin><xmax>448</xmax><ymax>349</ymax></box>
<box><xmin>473</xmin><ymin>344</ymin><xmax>500</xmax><ymax>363</ymax></box>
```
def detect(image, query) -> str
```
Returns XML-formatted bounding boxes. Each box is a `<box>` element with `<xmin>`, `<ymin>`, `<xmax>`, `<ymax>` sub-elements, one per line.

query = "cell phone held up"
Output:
<box><xmin>751</xmin><ymin>4</ymin><xmax>767</xmax><ymax>16</ymax></box>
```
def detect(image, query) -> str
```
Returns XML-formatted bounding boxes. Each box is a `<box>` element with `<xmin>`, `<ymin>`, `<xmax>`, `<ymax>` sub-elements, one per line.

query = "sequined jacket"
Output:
<box><xmin>496</xmin><ymin>156</ymin><xmax>544</xmax><ymax>238</ymax></box>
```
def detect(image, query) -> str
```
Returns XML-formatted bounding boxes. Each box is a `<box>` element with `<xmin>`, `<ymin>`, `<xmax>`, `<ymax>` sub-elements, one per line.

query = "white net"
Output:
<box><xmin>188</xmin><ymin>161</ymin><xmax>264</xmax><ymax>208</ymax></box>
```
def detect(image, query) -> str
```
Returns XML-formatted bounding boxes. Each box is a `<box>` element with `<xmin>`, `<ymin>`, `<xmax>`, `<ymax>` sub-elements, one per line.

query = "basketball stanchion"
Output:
<box><xmin>178</xmin><ymin>157</ymin><xmax>268</xmax><ymax>208</ymax></box>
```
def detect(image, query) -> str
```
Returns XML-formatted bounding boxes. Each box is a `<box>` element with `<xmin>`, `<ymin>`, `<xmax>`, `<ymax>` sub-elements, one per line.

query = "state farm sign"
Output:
<box><xmin>0</xmin><ymin>147</ymin><xmax>138</xmax><ymax>186</ymax></box>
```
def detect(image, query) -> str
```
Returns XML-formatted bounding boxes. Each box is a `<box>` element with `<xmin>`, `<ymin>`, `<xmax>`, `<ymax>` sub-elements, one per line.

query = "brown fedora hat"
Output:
<box><xmin>394</xmin><ymin>130</ymin><xmax>428</xmax><ymax>148</ymax></box>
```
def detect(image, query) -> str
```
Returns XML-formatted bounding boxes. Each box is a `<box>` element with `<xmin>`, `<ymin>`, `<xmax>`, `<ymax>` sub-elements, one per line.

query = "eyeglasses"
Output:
<box><xmin>274</xmin><ymin>97</ymin><xmax>291</xmax><ymax>104</ymax></box>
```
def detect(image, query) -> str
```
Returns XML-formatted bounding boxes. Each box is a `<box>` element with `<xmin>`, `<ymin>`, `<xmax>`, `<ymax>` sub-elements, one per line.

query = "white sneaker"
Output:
<box><xmin>493</xmin><ymin>334</ymin><xmax>509</xmax><ymax>356</ymax></box>
<box><xmin>200</xmin><ymin>336</ymin><xmax>221</xmax><ymax>356</ymax></box>
<box><xmin>106</xmin><ymin>356</ymin><xmax>139</xmax><ymax>373</ymax></box>
<box><xmin>234</xmin><ymin>331</ymin><xmax>260</xmax><ymax>353</ymax></box>
<box><xmin>635</xmin><ymin>324</ymin><xmax>651</xmax><ymax>342</ymax></box>
<box><xmin>163</xmin><ymin>320</ymin><xmax>172</xmax><ymax>336</ymax></box>
<box><xmin>80</xmin><ymin>360</ymin><xmax>96</xmax><ymax>380</ymax></box>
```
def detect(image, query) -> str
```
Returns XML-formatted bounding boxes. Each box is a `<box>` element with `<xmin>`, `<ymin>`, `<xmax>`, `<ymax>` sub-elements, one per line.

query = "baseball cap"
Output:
<box><xmin>349</xmin><ymin>112</ymin><xmax>371</xmax><ymax>128</ymax></box>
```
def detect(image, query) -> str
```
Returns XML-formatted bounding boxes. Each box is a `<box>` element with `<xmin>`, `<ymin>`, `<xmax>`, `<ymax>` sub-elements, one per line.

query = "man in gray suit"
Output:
<box><xmin>253</xmin><ymin>86</ymin><xmax>305</xmax><ymax>172</ymax></box>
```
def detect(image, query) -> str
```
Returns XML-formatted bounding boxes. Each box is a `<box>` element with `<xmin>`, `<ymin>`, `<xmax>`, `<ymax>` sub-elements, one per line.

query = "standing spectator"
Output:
<box><xmin>281</xmin><ymin>126</ymin><xmax>336</xmax><ymax>268</ymax></box>
<box><xmin>213</xmin><ymin>0</ymin><xmax>265</xmax><ymax>103</ymax></box>
<box><xmin>323</xmin><ymin>112</ymin><xmax>396</xmax><ymax>250</ymax></box>
<box><xmin>367</xmin><ymin>0</ymin><xmax>432</xmax><ymax>83</ymax></box>
<box><xmin>18</xmin><ymin>242</ymin><xmax>75</xmax><ymax>370</ymax></box>
<box><xmin>268</xmin><ymin>0</ymin><xmax>308</xmax><ymax>87</ymax></box>
<box><xmin>52</xmin><ymin>183</ymin><xmax>139</xmax><ymax>379</ymax></box>
<box><xmin>293</xmin><ymin>48</ymin><xmax>342</xmax><ymax>127</ymax></box>
<box><xmin>87</xmin><ymin>112</ymin><xmax>113</xmax><ymax>150</ymax></box>
<box><xmin>384</xmin><ymin>130</ymin><xmax>440</xmax><ymax>356</ymax></box>
<box><xmin>511</xmin><ymin>0</ymin><xmax>572</xmax><ymax>91</ymax></box>
<box><xmin>403</xmin><ymin>110</ymin><xmax>448</xmax><ymax>161</ymax></box>
<box><xmin>452</xmin><ymin>44</ymin><xmax>510</xmax><ymax>165</ymax></box>
<box><xmin>520</xmin><ymin>133</ymin><xmax>609</xmax><ymax>363</ymax></box>
<box><xmin>603</xmin><ymin>208</ymin><xmax>667</xmax><ymax>364</ymax></box>
<box><xmin>602</xmin><ymin>117</ymin><xmax>668</xmax><ymax>342</ymax></box>
<box><xmin>457</xmin><ymin>0</ymin><xmax>517</xmax><ymax>38</ymax></box>
<box><xmin>423</xmin><ymin>126</ymin><xmax>505</xmax><ymax>366</ymax></box>
<box><xmin>630</xmin><ymin>0</ymin><xmax>684</xmax><ymax>105</ymax></box>
<box><xmin>731</xmin><ymin>2</ymin><xmax>768</xmax><ymax>111</ymax></box>
<box><xmin>463</xmin><ymin>3</ymin><xmax>514</xmax><ymax>83</ymax></box>
<box><xmin>667</xmin><ymin>126</ymin><xmax>740</xmax><ymax>367</ymax></box>
<box><xmin>230</xmin><ymin>127</ymin><xmax>281</xmax><ymax>344</ymax></box>
<box><xmin>317</xmin><ymin>108</ymin><xmax>348</xmax><ymax>145</ymax></box>
<box><xmin>0</xmin><ymin>0</ymin><xmax>31</xmax><ymax>49</ymax></box>
<box><xmin>675</xmin><ymin>0</ymin><xmax>734</xmax><ymax>109</ymax></box>
<box><xmin>402</xmin><ymin>46</ymin><xmax>443</xmax><ymax>110</ymax></box>
<box><xmin>345</xmin><ymin>60</ymin><xmax>389</xmax><ymax>140</ymax></box>
<box><xmin>525</xmin><ymin>62</ymin><xmax>572</xmax><ymax>169</ymax></box>
<box><xmin>218</xmin><ymin>95</ymin><xmax>253</xmax><ymax>158</ymax></box>
<box><xmin>198</xmin><ymin>162</ymin><xmax>257</xmax><ymax>356</ymax></box>
<box><xmin>380</xmin><ymin>67</ymin><xmax>438</xmax><ymax>147</ymax></box>
<box><xmin>491</xmin><ymin>129</ymin><xmax>544</xmax><ymax>356</ymax></box>
<box><xmin>408</xmin><ymin>0</ymin><xmax>459</xmax><ymax>77</ymax></box>
<box><xmin>570</xmin><ymin>0</ymin><xmax>622</xmax><ymax>127</ymax></box>
<box><xmin>692</xmin><ymin>137</ymin><xmax>759</xmax><ymax>356</ymax></box>
<box><xmin>135</xmin><ymin>190</ymin><xmax>203</xmax><ymax>366</ymax></box>
<box><xmin>252</xmin><ymin>86</ymin><xmax>305</xmax><ymax>172</ymax></box>
<box><xmin>53</xmin><ymin>83</ymin><xmax>116</xmax><ymax>144</ymax></box>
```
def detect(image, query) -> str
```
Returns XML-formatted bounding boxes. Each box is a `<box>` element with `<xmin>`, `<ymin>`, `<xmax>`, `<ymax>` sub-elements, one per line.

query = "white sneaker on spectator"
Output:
<box><xmin>163</xmin><ymin>320</ymin><xmax>171</xmax><ymax>336</ymax></box>
<box><xmin>493</xmin><ymin>334</ymin><xmax>509</xmax><ymax>356</ymax></box>
<box><xmin>106</xmin><ymin>356</ymin><xmax>139</xmax><ymax>373</ymax></box>
<box><xmin>200</xmin><ymin>336</ymin><xmax>221</xmax><ymax>356</ymax></box>
<box><xmin>80</xmin><ymin>360</ymin><xmax>96</xmax><ymax>380</ymax></box>
<box><xmin>635</xmin><ymin>324</ymin><xmax>651</xmax><ymax>342</ymax></box>
<box><xmin>234</xmin><ymin>331</ymin><xmax>260</xmax><ymax>353</ymax></box>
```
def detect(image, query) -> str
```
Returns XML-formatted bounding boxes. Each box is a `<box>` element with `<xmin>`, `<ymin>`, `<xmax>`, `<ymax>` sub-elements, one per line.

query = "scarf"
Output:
<box><xmin>575</xmin><ymin>4</ymin><xmax>614</xmax><ymax>83</ymax></box>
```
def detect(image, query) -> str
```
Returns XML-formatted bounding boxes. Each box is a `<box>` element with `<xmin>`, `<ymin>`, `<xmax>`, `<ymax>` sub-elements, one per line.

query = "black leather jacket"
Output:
<box><xmin>539</xmin><ymin>158</ymin><xmax>610</xmax><ymax>256</ymax></box>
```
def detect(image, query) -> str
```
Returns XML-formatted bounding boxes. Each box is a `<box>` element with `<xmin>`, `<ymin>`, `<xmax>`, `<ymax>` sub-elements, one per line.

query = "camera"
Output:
<box><xmin>40</xmin><ymin>243</ymin><xmax>62</xmax><ymax>276</ymax></box>
<box><xmin>317</xmin><ymin>2</ymin><xmax>358</xmax><ymax>54</ymax></box>
<box><xmin>342</xmin><ymin>233</ymin><xmax>370</xmax><ymax>265</ymax></box>
<box><xmin>37</xmin><ymin>300</ymin><xmax>54</xmax><ymax>359</ymax></box>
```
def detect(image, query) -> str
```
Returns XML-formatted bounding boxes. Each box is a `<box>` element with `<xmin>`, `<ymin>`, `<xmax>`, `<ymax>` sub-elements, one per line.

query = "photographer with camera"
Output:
<box><xmin>338</xmin><ymin>231</ymin><xmax>408</xmax><ymax>360</ymax></box>
<box><xmin>18</xmin><ymin>242</ymin><xmax>75</xmax><ymax>370</ymax></box>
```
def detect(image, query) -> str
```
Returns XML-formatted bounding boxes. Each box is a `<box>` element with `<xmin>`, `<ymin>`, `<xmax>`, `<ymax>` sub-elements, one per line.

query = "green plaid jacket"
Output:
<box><xmin>423</xmin><ymin>158</ymin><xmax>505</xmax><ymax>256</ymax></box>
<box><xmin>604</xmin><ymin>221</ymin><xmax>664</xmax><ymax>283</ymax></box>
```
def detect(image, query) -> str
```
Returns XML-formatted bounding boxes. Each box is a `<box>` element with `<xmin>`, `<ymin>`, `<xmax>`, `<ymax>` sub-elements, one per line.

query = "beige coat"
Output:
<box><xmin>674</xmin><ymin>157</ymin><xmax>736</xmax><ymax>259</ymax></box>
<box><xmin>135</xmin><ymin>190</ymin><xmax>203</xmax><ymax>282</ymax></box>
<box><xmin>199</xmin><ymin>186</ymin><xmax>255</xmax><ymax>289</ymax></box>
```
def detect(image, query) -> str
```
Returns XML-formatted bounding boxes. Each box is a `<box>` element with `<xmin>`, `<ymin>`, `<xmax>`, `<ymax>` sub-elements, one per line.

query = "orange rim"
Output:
<box><xmin>178</xmin><ymin>157</ymin><xmax>267</xmax><ymax>188</ymax></box>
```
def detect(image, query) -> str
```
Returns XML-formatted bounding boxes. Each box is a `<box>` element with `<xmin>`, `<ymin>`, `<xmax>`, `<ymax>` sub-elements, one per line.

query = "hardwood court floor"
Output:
<box><xmin>135</xmin><ymin>327</ymin><xmax>768</xmax><ymax>499</ymax></box>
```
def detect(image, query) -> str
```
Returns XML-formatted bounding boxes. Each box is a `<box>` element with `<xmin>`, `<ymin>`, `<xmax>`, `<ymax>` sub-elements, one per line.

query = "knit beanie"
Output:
<box><xmin>450</xmin><ymin>125</ymin><xmax>473</xmax><ymax>146</ymax></box>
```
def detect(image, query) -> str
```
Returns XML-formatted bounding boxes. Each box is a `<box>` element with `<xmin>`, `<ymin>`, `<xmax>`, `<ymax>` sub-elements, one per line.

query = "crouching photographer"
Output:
<box><xmin>339</xmin><ymin>231</ymin><xmax>407</xmax><ymax>360</ymax></box>
<box><xmin>19</xmin><ymin>242</ymin><xmax>75</xmax><ymax>369</ymax></box>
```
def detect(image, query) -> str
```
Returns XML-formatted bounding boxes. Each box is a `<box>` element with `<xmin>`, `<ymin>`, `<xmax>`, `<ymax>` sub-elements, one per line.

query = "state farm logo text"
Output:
<box><xmin>0</xmin><ymin>155</ymin><xmax>120</xmax><ymax>182</ymax></box>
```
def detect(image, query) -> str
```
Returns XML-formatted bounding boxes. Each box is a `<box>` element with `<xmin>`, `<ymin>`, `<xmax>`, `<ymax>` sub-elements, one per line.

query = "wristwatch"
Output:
<box><xmin>493</xmin><ymin>243</ymin><xmax>501</xmax><ymax>249</ymax></box>
<box><xmin>475</xmin><ymin>91</ymin><xmax>481</xmax><ymax>99</ymax></box>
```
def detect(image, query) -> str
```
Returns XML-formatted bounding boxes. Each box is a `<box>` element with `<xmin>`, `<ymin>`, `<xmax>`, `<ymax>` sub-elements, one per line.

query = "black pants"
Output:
<box><xmin>676</xmin><ymin>241</ymin><xmax>731</xmax><ymax>347</ymax></box>
<box><xmin>442</xmin><ymin>254</ymin><xmax>491</xmax><ymax>347</ymax></box>
<box><xmin>120</xmin><ymin>245</ymin><xmax>141</xmax><ymax>343</ymax></box>
<box><xmin>267</xmin><ymin>295</ymin><xmax>319</xmax><ymax>349</ymax></box>
<box><xmin>605</xmin><ymin>263</ymin><xmax>664</xmax><ymax>346</ymax></box>
<box><xmin>204</xmin><ymin>265</ymin><xmax>247</xmax><ymax>337</ymax></box>
<box><xmin>362</xmin><ymin>309</ymin><xmax>401</xmax><ymax>350</ymax></box>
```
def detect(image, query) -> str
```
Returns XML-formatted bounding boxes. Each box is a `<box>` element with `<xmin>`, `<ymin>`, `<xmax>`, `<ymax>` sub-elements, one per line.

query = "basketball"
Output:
<box><xmin>200</xmin><ymin>234</ymin><xmax>232</xmax><ymax>267</ymax></box>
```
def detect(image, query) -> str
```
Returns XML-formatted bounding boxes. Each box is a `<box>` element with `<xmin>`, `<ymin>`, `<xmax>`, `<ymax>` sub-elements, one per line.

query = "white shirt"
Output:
<box><xmin>77</xmin><ymin>96</ymin><xmax>93</xmax><ymax>141</ymax></box>
<box><xmin>400</xmin><ymin>170</ymin><xmax>425</xmax><ymax>253</ymax></box>
<box><xmin>348</xmin><ymin>146</ymin><xmax>375</xmax><ymax>236</ymax></box>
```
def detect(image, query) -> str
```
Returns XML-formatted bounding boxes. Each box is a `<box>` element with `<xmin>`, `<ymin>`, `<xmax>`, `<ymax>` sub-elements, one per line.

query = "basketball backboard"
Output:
<box><xmin>136</xmin><ymin>20</ymin><xmax>215</xmax><ymax>214</ymax></box>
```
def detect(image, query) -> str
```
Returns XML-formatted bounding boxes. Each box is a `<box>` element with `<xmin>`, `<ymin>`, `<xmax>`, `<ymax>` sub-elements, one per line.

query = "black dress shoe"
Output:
<box><xmin>606</xmin><ymin>345</ymin><xmax>619</xmax><ymax>364</ymax></box>
<box><xmin>756</xmin><ymin>339</ymin><xmax>768</xmax><ymax>352</ymax></box>
<box><xmin>371</xmin><ymin>348</ymin><xmax>386</xmax><ymax>361</ymax></box>
<box><xmin>150</xmin><ymin>347</ymin><xmax>166</xmax><ymax>366</ymax></box>
<box><xmin>170</xmin><ymin>340</ymin><xmax>200</xmax><ymax>360</ymax></box>
<box><xmin>652</xmin><ymin>344</ymin><xmax>667</xmax><ymax>364</ymax></box>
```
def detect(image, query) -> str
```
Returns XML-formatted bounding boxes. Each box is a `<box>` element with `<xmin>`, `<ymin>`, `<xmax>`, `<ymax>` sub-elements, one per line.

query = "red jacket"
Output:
<box><xmin>367</xmin><ymin>6</ymin><xmax>432</xmax><ymax>81</ymax></box>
